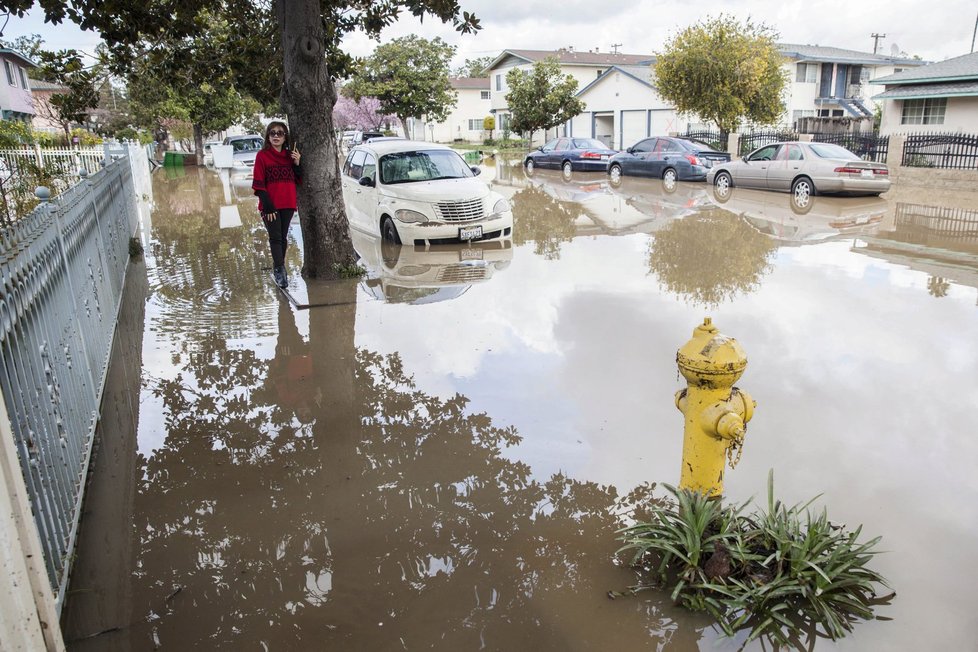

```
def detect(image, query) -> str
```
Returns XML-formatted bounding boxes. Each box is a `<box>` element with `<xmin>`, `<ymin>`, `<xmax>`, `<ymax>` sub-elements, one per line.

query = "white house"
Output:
<box><xmin>777</xmin><ymin>44</ymin><xmax>923</xmax><ymax>131</ymax></box>
<box><xmin>485</xmin><ymin>48</ymin><xmax>680</xmax><ymax>148</ymax></box>
<box><xmin>0</xmin><ymin>48</ymin><xmax>37</xmax><ymax>122</ymax></box>
<box><xmin>870</xmin><ymin>51</ymin><xmax>978</xmax><ymax>135</ymax></box>
<box><xmin>405</xmin><ymin>77</ymin><xmax>491</xmax><ymax>143</ymax></box>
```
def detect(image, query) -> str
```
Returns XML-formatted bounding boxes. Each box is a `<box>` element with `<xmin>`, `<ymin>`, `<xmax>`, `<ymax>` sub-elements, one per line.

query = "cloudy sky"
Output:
<box><xmin>2</xmin><ymin>0</ymin><xmax>974</xmax><ymax>67</ymax></box>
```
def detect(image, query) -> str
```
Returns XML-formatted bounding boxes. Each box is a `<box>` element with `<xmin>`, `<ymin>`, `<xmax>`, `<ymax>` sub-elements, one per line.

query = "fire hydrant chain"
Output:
<box><xmin>727</xmin><ymin>434</ymin><xmax>744</xmax><ymax>470</ymax></box>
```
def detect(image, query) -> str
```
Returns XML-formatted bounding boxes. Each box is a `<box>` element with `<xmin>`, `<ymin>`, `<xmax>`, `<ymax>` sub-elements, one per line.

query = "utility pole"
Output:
<box><xmin>611</xmin><ymin>43</ymin><xmax>622</xmax><ymax>55</ymax></box>
<box><xmin>871</xmin><ymin>33</ymin><xmax>886</xmax><ymax>54</ymax></box>
<box><xmin>972</xmin><ymin>12</ymin><xmax>978</xmax><ymax>52</ymax></box>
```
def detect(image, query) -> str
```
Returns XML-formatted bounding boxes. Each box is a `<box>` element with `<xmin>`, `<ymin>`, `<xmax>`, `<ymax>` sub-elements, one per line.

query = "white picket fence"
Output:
<box><xmin>0</xmin><ymin>146</ymin><xmax>108</xmax><ymax>225</ymax></box>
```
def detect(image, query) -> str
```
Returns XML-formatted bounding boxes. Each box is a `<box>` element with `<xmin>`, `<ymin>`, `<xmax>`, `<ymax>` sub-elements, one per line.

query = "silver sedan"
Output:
<box><xmin>706</xmin><ymin>141</ymin><xmax>891</xmax><ymax>207</ymax></box>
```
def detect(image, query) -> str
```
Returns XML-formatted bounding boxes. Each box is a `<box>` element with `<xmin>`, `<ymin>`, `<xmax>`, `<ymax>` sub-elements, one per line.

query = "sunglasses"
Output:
<box><xmin>269</xmin><ymin>130</ymin><xmax>287</xmax><ymax>137</ymax></box>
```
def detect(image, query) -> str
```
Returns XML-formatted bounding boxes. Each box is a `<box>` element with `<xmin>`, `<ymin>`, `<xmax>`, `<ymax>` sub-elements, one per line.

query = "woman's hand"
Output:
<box><xmin>262</xmin><ymin>210</ymin><xmax>277</xmax><ymax>222</ymax></box>
<box><xmin>291</xmin><ymin>145</ymin><xmax>301</xmax><ymax>165</ymax></box>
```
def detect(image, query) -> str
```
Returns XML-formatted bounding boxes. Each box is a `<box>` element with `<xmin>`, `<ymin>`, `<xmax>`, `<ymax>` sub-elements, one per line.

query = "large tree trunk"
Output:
<box><xmin>276</xmin><ymin>0</ymin><xmax>357</xmax><ymax>279</ymax></box>
<box><xmin>192</xmin><ymin>123</ymin><xmax>204</xmax><ymax>166</ymax></box>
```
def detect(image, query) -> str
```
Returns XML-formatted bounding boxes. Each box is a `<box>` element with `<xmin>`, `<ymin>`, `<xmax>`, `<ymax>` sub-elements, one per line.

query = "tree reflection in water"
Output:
<box><xmin>510</xmin><ymin>185</ymin><xmax>580</xmax><ymax>260</ymax></box>
<box><xmin>648</xmin><ymin>209</ymin><xmax>777</xmax><ymax>307</ymax></box>
<box><xmin>112</xmin><ymin>279</ymin><xmax>713</xmax><ymax>650</ymax></box>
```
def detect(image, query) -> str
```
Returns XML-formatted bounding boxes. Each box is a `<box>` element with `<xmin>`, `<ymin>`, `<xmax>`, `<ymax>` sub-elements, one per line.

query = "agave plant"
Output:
<box><xmin>616</xmin><ymin>471</ymin><xmax>892</xmax><ymax>645</ymax></box>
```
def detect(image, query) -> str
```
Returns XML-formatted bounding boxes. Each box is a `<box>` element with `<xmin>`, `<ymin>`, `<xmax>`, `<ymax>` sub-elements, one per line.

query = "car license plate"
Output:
<box><xmin>459</xmin><ymin>225</ymin><xmax>483</xmax><ymax>241</ymax></box>
<box><xmin>860</xmin><ymin>169</ymin><xmax>873</xmax><ymax>178</ymax></box>
<box><xmin>460</xmin><ymin>247</ymin><xmax>483</xmax><ymax>261</ymax></box>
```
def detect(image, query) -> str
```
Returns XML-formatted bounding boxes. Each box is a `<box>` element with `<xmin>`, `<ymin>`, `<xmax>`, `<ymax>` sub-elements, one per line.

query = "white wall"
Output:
<box><xmin>879</xmin><ymin>96</ymin><xmax>978</xmax><ymax>135</ymax></box>
<box><xmin>429</xmin><ymin>87</ymin><xmax>492</xmax><ymax>143</ymax></box>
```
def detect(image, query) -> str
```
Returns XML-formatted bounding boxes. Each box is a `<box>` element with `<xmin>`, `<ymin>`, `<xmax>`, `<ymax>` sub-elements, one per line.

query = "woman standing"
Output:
<box><xmin>252</xmin><ymin>121</ymin><xmax>301</xmax><ymax>288</ymax></box>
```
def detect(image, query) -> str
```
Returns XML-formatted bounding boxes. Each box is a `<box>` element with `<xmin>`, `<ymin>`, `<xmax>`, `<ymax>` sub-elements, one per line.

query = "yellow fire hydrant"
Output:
<box><xmin>675</xmin><ymin>318</ymin><xmax>756</xmax><ymax>498</ymax></box>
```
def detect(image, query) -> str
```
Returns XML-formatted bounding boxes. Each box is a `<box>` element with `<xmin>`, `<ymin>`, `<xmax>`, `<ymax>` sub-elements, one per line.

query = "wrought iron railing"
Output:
<box><xmin>902</xmin><ymin>132</ymin><xmax>978</xmax><ymax>169</ymax></box>
<box><xmin>738</xmin><ymin>130</ymin><xmax>800</xmax><ymax>156</ymax></box>
<box><xmin>678</xmin><ymin>129</ymin><xmax>729</xmax><ymax>152</ymax></box>
<box><xmin>0</xmin><ymin>147</ymin><xmax>105</xmax><ymax>227</ymax></box>
<box><xmin>812</xmin><ymin>133</ymin><xmax>890</xmax><ymax>163</ymax></box>
<box><xmin>0</xmin><ymin>145</ymin><xmax>144</xmax><ymax>608</ymax></box>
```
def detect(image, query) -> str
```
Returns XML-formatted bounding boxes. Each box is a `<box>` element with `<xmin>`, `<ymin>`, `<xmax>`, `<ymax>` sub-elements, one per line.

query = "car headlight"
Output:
<box><xmin>491</xmin><ymin>198</ymin><xmax>511</xmax><ymax>215</ymax></box>
<box><xmin>394</xmin><ymin>209</ymin><xmax>428</xmax><ymax>223</ymax></box>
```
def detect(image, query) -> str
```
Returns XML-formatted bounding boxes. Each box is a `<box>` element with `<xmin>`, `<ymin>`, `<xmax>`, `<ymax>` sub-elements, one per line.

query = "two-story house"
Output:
<box><xmin>0</xmin><ymin>48</ymin><xmax>37</xmax><ymax>122</ymax></box>
<box><xmin>778</xmin><ymin>44</ymin><xmax>923</xmax><ymax>131</ymax></box>
<box><xmin>870</xmin><ymin>51</ymin><xmax>978</xmax><ymax>135</ymax></box>
<box><xmin>407</xmin><ymin>77</ymin><xmax>492</xmax><ymax>143</ymax></box>
<box><xmin>485</xmin><ymin>48</ymin><xmax>678</xmax><ymax>149</ymax></box>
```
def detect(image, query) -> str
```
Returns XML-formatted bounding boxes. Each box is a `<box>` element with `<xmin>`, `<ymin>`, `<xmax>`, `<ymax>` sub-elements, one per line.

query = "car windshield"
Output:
<box><xmin>571</xmin><ymin>138</ymin><xmax>607</xmax><ymax>150</ymax></box>
<box><xmin>809</xmin><ymin>143</ymin><xmax>859</xmax><ymax>159</ymax></box>
<box><xmin>379</xmin><ymin>150</ymin><xmax>472</xmax><ymax>184</ymax></box>
<box><xmin>231</xmin><ymin>138</ymin><xmax>262</xmax><ymax>152</ymax></box>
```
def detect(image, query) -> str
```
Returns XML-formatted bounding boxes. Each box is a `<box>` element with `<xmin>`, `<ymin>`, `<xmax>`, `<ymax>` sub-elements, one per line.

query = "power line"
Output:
<box><xmin>611</xmin><ymin>43</ymin><xmax>622</xmax><ymax>55</ymax></box>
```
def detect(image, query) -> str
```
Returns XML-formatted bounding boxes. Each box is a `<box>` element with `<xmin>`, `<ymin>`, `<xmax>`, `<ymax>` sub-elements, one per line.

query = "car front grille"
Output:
<box><xmin>434</xmin><ymin>198</ymin><xmax>485</xmax><ymax>222</ymax></box>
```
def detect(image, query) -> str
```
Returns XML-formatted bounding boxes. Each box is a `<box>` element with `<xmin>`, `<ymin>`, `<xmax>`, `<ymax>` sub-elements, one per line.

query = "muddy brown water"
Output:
<box><xmin>60</xmin><ymin>163</ymin><xmax>978</xmax><ymax>650</ymax></box>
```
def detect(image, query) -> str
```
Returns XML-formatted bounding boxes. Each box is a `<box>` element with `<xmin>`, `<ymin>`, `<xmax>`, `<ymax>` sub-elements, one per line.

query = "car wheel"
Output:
<box><xmin>525</xmin><ymin>158</ymin><xmax>535</xmax><ymax>174</ymax></box>
<box><xmin>663</xmin><ymin>167</ymin><xmax>678</xmax><ymax>184</ymax></box>
<box><xmin>562</xmin><ymin>161</ymin><xmax>573</xmax><ymax>179</ymax></box>
<box><xmin>713</xmin><ymin>171</ymin><xmax>732</xmax><ymax>202</ymax></box>
<box><xmin>791</xmin><ymin>177</ymin><xmax>815</xmax><ymax>206</ymax></box>
<box><xmin>381</xmin><ymin>216</ymin><xmax>401</xmax><ymax>245</ymax></box>
<box><xmin>609</xmin><ymin>164</ymin><xmax>622</xmax><ymax>187</ymax></box>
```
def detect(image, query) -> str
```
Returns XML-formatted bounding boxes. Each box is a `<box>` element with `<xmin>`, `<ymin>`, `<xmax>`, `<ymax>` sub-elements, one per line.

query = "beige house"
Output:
<box><xmin>870</xmin><ymin>51</ymin><xmax>978</xmax><ymax>135</ymax></box>
<box><xmin>28</xmin><ymin>78</ymin><xmax>70</xmax><ymax>135</ymax></box>
<box><xmin>777</xmin><ymin>43</ymin><xmax>923</xmax><ymax>131</ymax></box>
<box><xmin>0</xmin><ymin>48</ymin><xmax>37</xmax><ymax>122</ymax></box>
<box><xmin>405</xmin><ymin>77</ymin><xmax>492</xmax><ymax>144</ymax></box>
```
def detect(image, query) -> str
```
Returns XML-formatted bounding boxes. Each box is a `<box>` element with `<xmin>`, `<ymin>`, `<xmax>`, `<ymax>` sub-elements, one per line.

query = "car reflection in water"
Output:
<box><xmin>351</xmin><ymin>229</ymin><xmax>513</xmax><ymax>304</ymax></box>
<box><xmin>708</xmin><ymin>183</ymin><xmax>886</xmax><ymax>244</ymax></box>
<box><xmin>607</xmin><ymin>173</ymin><xmax>713</xmax><ymax>223</ymax></box>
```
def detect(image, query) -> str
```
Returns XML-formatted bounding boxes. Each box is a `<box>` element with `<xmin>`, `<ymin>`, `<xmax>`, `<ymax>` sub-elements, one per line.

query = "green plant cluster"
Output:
<box><xmin>616</xmin><ymin>472</ymin><xmax>891</xmax><ymax>646</ymax></box>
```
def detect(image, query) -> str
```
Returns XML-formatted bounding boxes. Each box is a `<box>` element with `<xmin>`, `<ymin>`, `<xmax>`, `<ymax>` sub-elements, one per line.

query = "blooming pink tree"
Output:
<box><xmin>332</xmin><ymin>95</ymin><xmax>398</xmax><ymax>132</ymax></box>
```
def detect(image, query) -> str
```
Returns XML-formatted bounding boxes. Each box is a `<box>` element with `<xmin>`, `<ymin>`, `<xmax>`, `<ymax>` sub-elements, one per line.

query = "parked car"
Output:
<box><xmin>340</xmin><ymin>140</ymin><xmax>514</xmax><ymax>246</ymax></box>
<box><xmin>608</xmin><ymin>136</ymin><xmax>731</xmax><ymax>184</ymax></box>
<box><xmin>706</xmin><ymin>141</ymin><xmax>891</xmax><ymax>203</ymax></box>
<box><xmin>524</xmin><ymin>137</ymin><xmax>617</xmax><ymax>177</ymax></box>
<box><xmin>224</xmin><ymin>134</ymin><xmax>264</xmax><ymax>175</ymax></box>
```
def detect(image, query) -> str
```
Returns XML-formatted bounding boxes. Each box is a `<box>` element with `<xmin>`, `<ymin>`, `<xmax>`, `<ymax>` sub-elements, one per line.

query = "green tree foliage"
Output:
<box><xmin>654</xmin><ymin>15</ymin><xmax>787</xmax><ymax>134</ymax></box>
<box><xmin>345</xmin><ymin>35</ymin><xmax>457</xmax><ymax>138</ymax></box>
<box><xmin>455</xmin><ymin>55</ymin><xmax>494</xmax><ymax>77</ymax></box>
<box><xmin>505</xmin><ymin>57</ymin><xmax>585</xmax><ymax>140</ymax></box>
<box><xmin>29</xmin><ymin>47</ymin><xmax>101</xmax><ymax>142</ymax></box>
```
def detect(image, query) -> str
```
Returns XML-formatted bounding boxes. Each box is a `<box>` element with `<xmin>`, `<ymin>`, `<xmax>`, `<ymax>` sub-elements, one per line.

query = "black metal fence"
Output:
<box><xmin>678</xmin><ymin>129</ymin><xmax>728</xmax><ymax>152</ymax></box>
<box><xmin>812</xmin><ymin>133</ymin><xmax>889</xmax><ymax>163</ymax></box>
<box><xmin>902</xmin><ymin>132</ymin><xmax>978</xmax><ymax>169</ymax></box>
<box><xmin>737</xmin><ymin>130</ymin><xmax>800</xmax><ymax>156</ymax></box>
<box><xmin>894</xmin><ymin>202</ymin><xmax>978</xmax><ymax>247</ymax></box>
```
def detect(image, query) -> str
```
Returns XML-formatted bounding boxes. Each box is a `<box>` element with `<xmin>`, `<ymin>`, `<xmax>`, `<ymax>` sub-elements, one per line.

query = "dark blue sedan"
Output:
<box><xmin>608</xmin><ymin>136</ymin><xmax>730</xmax><ymax>184</ymax></box>
<box><xmin>524</xmin><ymin>137</ymin><xmax>617</xmax><ymax>177</ymax></box>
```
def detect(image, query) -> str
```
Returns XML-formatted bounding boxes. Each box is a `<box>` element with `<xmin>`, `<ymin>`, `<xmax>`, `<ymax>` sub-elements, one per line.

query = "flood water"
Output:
<box><xmin>61</xmin><ymin>161</ymin><xmax>978</xmax><ymax>650</ymax></box>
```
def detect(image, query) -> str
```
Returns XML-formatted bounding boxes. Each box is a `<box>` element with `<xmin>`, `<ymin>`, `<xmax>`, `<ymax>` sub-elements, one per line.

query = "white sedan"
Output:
<box><xmin>340</xmin><ymin>140</ymin><xmax>513</xmax><ymax>246</ymax></box>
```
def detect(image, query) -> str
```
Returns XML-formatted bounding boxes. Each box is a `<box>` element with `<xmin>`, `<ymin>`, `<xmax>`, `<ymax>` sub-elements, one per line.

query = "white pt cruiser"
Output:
<box><xmin>340</xmin><ymin>140</ymin><xmax>513</xmax><ymax>246</ymax></box>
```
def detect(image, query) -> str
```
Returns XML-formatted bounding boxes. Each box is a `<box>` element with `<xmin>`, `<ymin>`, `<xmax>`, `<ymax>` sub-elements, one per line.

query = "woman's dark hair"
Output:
<box><xmin>262</xmin><ymin>121</ymin><xmax>291</xmax><ymax>151</ymax></box>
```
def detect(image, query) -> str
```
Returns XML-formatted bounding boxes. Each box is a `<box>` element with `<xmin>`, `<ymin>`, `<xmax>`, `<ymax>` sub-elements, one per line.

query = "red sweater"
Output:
<box><xmin>252</xmin><ymin>148</ymin><xmax>299</xmax><ymax>212</ymax></box>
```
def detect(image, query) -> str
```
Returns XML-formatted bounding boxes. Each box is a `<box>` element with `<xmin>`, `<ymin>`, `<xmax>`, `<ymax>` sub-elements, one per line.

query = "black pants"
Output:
<box><xmin>263</xmin><ymin>208</ymin><xmax>295</xmax><ymax>267</ymax></box>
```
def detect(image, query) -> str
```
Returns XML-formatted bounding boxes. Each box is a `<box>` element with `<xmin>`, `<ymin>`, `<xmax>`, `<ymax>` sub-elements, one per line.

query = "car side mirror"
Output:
<box><xmin>537</xmin><ymin>146</ymin><xmax>544</xmax><ymax>151</ymax></box>
<box><xmin>626</xmin><ymin>147</ymin><xmax>634</xmax><ymax>154</ymax></box>
<box><xmin>470</xmin><ymin>166</ymin><xmax>481</xmax><ymax>176</ymax></box>
<box><xmin>359</xmin><ymin>176</ymin><xmax>375</xmax><ymax>187</ymax></box>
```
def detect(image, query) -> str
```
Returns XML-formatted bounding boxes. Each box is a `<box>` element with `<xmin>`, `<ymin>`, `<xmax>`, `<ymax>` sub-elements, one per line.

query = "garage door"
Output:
<box><xmin>620</xmin><ymin>111</ymin><xmax>647</xmax><ymax>149</ymax></box>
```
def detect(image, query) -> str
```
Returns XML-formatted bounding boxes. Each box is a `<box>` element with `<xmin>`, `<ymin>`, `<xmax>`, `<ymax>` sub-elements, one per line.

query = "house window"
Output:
<box><xmin>849</xmin><ymin>66</ymin><xmax>863</xmax><ymax>84</ymax></box>
<box><xmin>480</xmin><ymin>90</ymin><xmax>490</xmax><ymax>100</ymax></box>
<box><xmin>17</xmin><ymin>67</ymin><xmax>27</xmax><ymax>88</ymax></box>
<box><xmin>901</xmin><ymin>98</ymin><xmax>947</xmax><ymax>124</ymax></box>
<box><xmin>894</xmin><ymin>67</ymin><xmax>905</xmax><ymax>74</ymax></box>
<box><xmin>495</xmin><ymin>74</ymin><xmax>501</xmax><ymax>91</ymax></box>
<box><xmin>467</xmin><ymin>119</ymin><xmax>483</xmax><ymax>130</ymax></box>
<box><xmin>4</xmin><ymin>61</ymin><xmax>15</xmax><ymax>86</ymax></box>
<box><xmin>596</xmin><ymin>69</ymin><xmax>603</xmax><ymax>78</ymax></box>
<box><xmin>796</xmin><ymin>63</ymin><xmax>817</xmax><ymax>83</ymax></box>
<box><xmin>792</xmin><ymin>109</ymin><xmax>816</xmax><ymax>127</ymax></box>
